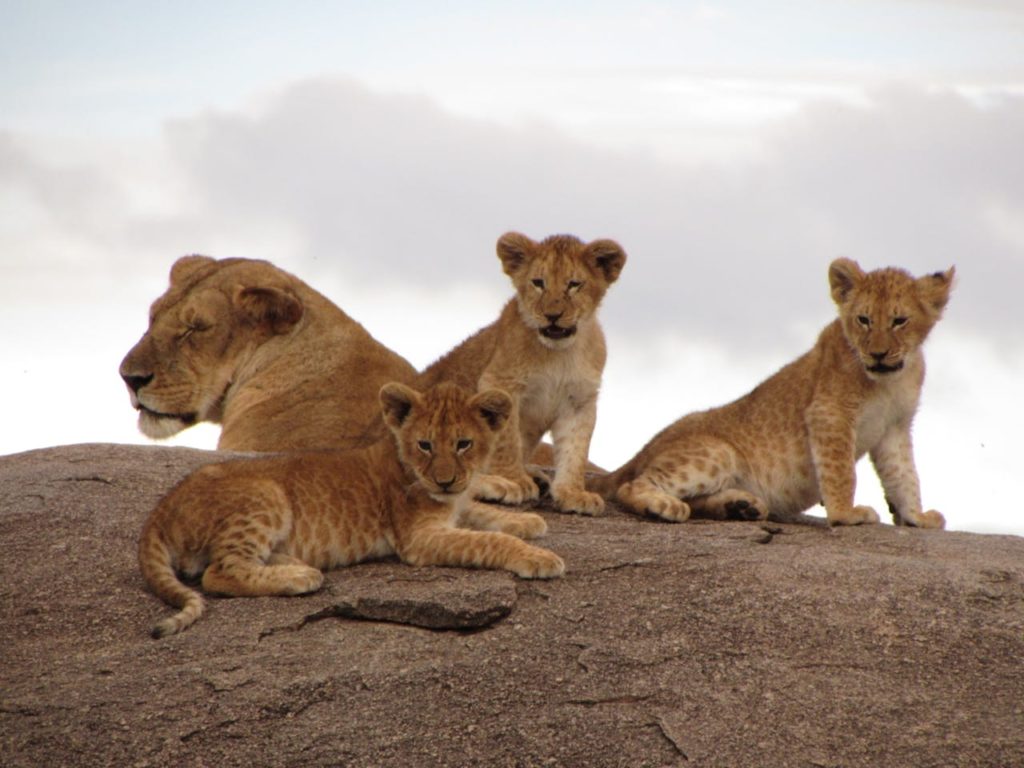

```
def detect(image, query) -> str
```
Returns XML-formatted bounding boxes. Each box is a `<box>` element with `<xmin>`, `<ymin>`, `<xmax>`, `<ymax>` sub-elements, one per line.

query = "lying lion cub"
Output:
<box><xmin>139</xmin><ymin>381</ymin><xmax>565</xmax><ymax>638</ymax></box>
<box><xmin>420</xmin><ymin>232</ymin><xmax>626</xmax><ymax>516</ymax></box>
<box><xmin>592</xmin><ymin>258</ymin><xmax>953</xmax><ymax>528</ymax></box>
<box><xmin>120</xmin><ymin>255</ymin><xmax>417</xmax><ymax>451</ymax></box>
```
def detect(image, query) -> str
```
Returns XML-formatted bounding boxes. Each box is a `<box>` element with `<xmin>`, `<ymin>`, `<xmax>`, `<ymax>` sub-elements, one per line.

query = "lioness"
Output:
<box><xmin>420</xmin><ymin>232</ymin><xmax>626</xmax><ymax>516</ymax></box>
<box><xmin>139</xmin><ymin>381</ymin><xmax>565</xmax><ymax>638</ymax></box>
<box><xmin>119</xmin><ymin>256</ymin><xmax>417</xmax><ymax>451</ymax></box>
<box><xmin>591</xmin><ymin>258</ymin><xmax>953</xmax><ymax>528</ymax></box>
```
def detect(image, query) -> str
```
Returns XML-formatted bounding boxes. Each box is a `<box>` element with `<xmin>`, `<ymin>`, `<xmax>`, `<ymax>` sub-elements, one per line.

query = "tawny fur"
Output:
<box><xmin>419</xmin><ymin>232</ymin><xmax>626</xmax><ymax>515</ymax></box>
<box><xmin>592</xmin><ymin>258</ymin><xmax>954</xmax><ymax>528</ymax></box>
<box><xmin>120</xmin><ymin>256</ymin><xmax>418</xmax><ymax>451</ymax></box>
<box><xmin>138</xmin><ymin>382</ymin><xmax>565</xmax><ymax>638</ymax></box>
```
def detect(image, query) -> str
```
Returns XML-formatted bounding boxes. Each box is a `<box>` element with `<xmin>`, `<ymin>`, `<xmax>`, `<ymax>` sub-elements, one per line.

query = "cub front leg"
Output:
<box><xmin>460</xmin><ymin>500</ymin><xmax>549</xmax><ymax>540</ymax></box>
<box><xmin>870</xmin><ymin>424</ymin><xmax>945</xmax><ymax>529</ymax></box>
<box><xmin>548</xmin><ymin>395</ymin><xmax>604</xmax><ymax>515</ymax></box>
<box><xmin>398</xmin><ymin>519</ymin><xmax>565</xmax><ymax>579</ymax></box>
<box><xmin>806</xmin><ymin>402</ymin><xmax>879</xmax><ymax>526</ymax></box>
<box><xmin>473</xmin><ymin>397</ymin><xmax>540</xmax><ymax>505</ymax></box>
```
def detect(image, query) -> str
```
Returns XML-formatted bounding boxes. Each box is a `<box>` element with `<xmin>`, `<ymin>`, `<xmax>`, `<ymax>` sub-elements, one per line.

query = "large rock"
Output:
<box><xmin>2</xmin><ymin>443</ymin><xmax>1022</xmax><ymax>767</ymax></box>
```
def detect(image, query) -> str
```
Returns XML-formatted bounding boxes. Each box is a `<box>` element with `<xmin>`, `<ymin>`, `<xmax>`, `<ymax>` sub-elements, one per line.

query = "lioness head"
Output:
<box><xmin>119</xmin><ymin>255</ymin><xmax>305</xmax><ymax>439</ymax></box>
<box><xmin>380</xmin><ymin>382</ymin><xmax>512</xmax><ymax>501</ymax></box>
<box><xmin>829</xmin><ymin>258</ymin><xmax>954</xmax><ymax>380</ymax></box>
<box><xmin>497</xmin><ymin>232</ymin><xmax>627</xmax><ymax>350</ymax></box>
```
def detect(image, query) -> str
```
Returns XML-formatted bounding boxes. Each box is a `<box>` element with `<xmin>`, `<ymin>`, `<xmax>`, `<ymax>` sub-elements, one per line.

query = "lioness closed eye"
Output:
<box><xmin>591</xmin><ymin>258</ymin><xmax>954</xmax><ymax>528</ymax></box>
<box><xmin>139</xmin><ymin>381</ymin><xmax>565</xmax><ymax>638</ymax></box>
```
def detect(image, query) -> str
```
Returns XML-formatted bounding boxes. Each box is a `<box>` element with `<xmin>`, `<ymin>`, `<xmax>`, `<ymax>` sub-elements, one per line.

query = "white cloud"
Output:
<box><xmin>1</xmin><ymin>77</ymin><xmax>1021</xmax><ymax>536</ymax></box>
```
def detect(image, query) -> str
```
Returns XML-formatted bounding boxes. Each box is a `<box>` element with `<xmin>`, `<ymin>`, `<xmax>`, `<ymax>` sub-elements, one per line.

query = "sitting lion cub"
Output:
<box><xmin>139</xmin><ymin>381</ymin><xmax>565</xmax><ymax>638</ymax></box>
<box><xmin>592</xmin><ymin>258</ymin><xmax>954</xmax><ymax>528</ymax></box>
<box><xmin>420</xmin><ymin>232</ymin><xmax>626</xmax><ymax>516</ymax></box>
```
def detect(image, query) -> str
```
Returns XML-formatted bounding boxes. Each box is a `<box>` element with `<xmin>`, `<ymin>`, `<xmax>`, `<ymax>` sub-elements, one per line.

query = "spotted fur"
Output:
<box><xmin>139</xmin><ymin>382</ymin><xmax>564</xmax><ymax>638</ymax></box>
<box><xmin>592</xmin><ymin>258</ymin><xmax>954</xmax><ymax>528</ymax></box>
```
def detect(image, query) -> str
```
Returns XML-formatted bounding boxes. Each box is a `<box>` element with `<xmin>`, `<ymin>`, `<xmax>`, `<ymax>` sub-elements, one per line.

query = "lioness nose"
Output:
<box><xmin>122</xmin><ymin>373</ymin><xmax>153</xmax><ymax>393</ymax></box>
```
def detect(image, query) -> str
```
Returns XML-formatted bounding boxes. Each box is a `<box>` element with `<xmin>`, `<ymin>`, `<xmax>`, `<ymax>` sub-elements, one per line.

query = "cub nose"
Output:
<box><xmin>545</xmin><ymin>312</ymin><xmax>562</xmax><ymax>324</ymax></box>
<box><xmin>436</xmin><ymin>478</ymin><xmax>455</xmax><ymax>492</ymax></box>
<box><xmin>122</xmin><ymin>372</ymin><xmax>153</xmax><ymax>394</ymax></box>
<box><xmin>870</xmin><ymin>351</ymin><xmax>889</xmax><ymax>362</ymax></box>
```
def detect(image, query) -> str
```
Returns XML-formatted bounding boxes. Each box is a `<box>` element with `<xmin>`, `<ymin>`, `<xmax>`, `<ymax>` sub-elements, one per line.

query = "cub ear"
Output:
<box><xmin>380</xmin><ymin>382</ymin><xmax>423</xmax><ymax>432</ymax></box>
<box><xmin>828</xmin><ymin>257</ymin><xmax>864</xmax><ymax>305</ymax></box>
<box><xmin>470</xmin><ymin>388</ymin><xmax>513</xmax><ymax>434</ymax></box>
<box><xmin>496</xmin><ymin>232</ymin><xmax>536</xmax><ymax>277</ymax></box>
<box><xmin>234</xmin><ymin>286</ymin><xmax>304</xmax><ymax>334</ymax></box>
<box><xmin>586</xmin><ymin>239</ymin><xmax>627</xmax><ymax>284</ymax></box>
<box><xmin>169</xmin><ymin>255</ymin><xmax>215</xmax><ymax>286</ymax></box>
<box><xmin>917</xmin><ymin>266</ymin><xmax>955</xmax><ymax>317</ymax></box>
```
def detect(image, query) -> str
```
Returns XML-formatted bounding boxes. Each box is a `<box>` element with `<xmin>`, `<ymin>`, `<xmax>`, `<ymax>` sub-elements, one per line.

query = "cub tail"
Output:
<box><xmin>138</xmin><ymin>520</ymin><xmax>205</xmax><ymax>639</ymax></box>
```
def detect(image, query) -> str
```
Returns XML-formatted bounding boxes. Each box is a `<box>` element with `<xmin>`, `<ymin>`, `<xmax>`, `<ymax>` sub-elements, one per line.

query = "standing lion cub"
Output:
<box><xmin>139</xmin><ymin>381</ymin><xmax>564</xmax><ymax>638</ymax></box>
<box><xmin>592</xmin><ymin>258</ymin><xmax>954</xmax><ymax>528</ymax></box>
<box><xmin>420</xmin><ymin>232</ymin><xmax>626</xmax><ymax>516</ymax></box>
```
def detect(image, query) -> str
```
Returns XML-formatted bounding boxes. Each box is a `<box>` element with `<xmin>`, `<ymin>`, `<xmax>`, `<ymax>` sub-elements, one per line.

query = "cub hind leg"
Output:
<box><xmin>200</xmin><ymin>483</ymin><xmax>324</xmax><ymax>598</ymax></box>
<box><xmin>614</xmin><ymin>437</ymin><xmax>743</xmax><ymax>523</ymax></box>
<box><xmin>689</xmin><ymin>489</ymin><xmax>768</xmax><ymax>521</ymax></box>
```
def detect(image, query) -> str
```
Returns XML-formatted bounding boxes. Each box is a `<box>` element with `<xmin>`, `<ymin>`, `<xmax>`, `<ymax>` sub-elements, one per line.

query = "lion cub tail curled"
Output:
<box><xmin>138</xmin><ymin>522</ymin><xmax>205</xmax><ymax>639</ymax></box>
<box><xmin>585</xmin><ymin>465</ymin><xmax>628</xmax><ymax>499</ymax></box>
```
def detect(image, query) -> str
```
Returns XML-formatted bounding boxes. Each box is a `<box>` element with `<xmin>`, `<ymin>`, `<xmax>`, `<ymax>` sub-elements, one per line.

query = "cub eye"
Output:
<box><xmin>456</xmin><ymin>439</ymin><xmax>473</xmax><ymax>453</ymax></box>
<box><xmin>417</xmin><ymin>440</ymin><xmax>432</xmax><ymax>454</ymax></box>
<box><xmin>531</xmin><ymin>278</ymin><xmax>545</xmax><ymax>290</ymax></box>
<box><xmin>892</xmin><ymin>317</ymin><xmax>908</xmax><ymax>328</ymax></box>
<box><xmin>856</xmin><ymin>315</ymin><xmax>871</xmax><ymax>328</ymax></box>
<box><xmin>567</xmin><ymin>280</ymin><xmax>583</xmax><ymax>293</ymax></box>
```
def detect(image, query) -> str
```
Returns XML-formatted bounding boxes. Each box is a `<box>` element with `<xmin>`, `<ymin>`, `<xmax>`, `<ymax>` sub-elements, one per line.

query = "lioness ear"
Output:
<box><xmin>917</xmin><ymin>266</ymin><xmax>955</xmax><ymax>317</ymax></box>
<box><xmin>169</xmin><ymin>255</ymin><xmax>215</xmax><ymax>286</ymax></box>
<box><xmin>496</xmin><ymin>232</ymin><xmax>535</xmax><ymax>277</ymax></box>
<box><xmin>234</xmin><ymin>286</ymin><xmax>304</xmax><ymax>334</ymax></box>
<box><xmin>828</xmin><ymin>258</ymin><xmax>864</xmax><ymax>305</ymax></box>
<box><xmin>380</xmin><ymin>382</ymin><xmax>422</xmax><ymax>431</ymax></box>
<box><xmin>587</xmin><ymin>239</ymin><xmax>627</xmax><ymax>284</ymax></box>
<box><xmin>470</xmin><ymin>388</ymin><xmax>512</xmax><ymax>433</ymax></box>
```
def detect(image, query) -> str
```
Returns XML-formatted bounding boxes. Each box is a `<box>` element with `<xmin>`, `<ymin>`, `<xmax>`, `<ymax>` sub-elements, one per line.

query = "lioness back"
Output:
<box><xmin>418</xmin><ymin>232</ymin><xmax>626</xmax><ymax>515</ymax></box>
<box><xmin>139</xmin><ymin>381</ymin><xmax>564</xmax><ymax>638</ymax></box>
<box><xmin>120</xmin><ymin>255</ymin><xmax>417</xmax><ymax>451</ymax></box>
<box><xmin>594</xmin><ymin>258</ymin><xmax>953</xmax><ymax>528</ymax></box>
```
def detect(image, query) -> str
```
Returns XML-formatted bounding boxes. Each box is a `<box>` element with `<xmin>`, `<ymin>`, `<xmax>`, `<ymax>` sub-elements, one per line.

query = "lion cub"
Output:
<box><xmin>420</xmin><ymin>232</ymin><xmax>626</xmax><ymax>516</ymax></box>
<box><xmin>592</xmin><ymin>258</ymin><xmax>954</xmax><ymax>528</ymax></box>
<box><xmin>139</xmin><ymin>382</ymin><xmax>565</xmax><ymax>638</ymax></box>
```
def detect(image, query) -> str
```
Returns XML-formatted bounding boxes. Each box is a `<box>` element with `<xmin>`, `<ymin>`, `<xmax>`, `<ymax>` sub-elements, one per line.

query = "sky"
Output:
<box><xmin>2</xmin><ymin>1</ymin><xmax>1022</xmax><ymax>536</ymax></box>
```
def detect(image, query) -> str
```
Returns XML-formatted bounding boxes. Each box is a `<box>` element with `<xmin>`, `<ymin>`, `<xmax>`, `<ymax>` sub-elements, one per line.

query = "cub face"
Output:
<box><xmin>381</xmin><ymin>382</ymin><xmax>513</xmax><ymax>501</ymax></box>
<box><xmin>497</xmin><ymin>232</ymin><xmax>627</xmax><ymax>350</ymax></box>
<box><xmin>829</xmin><ymin>258</ymin><xmax>954</xmax><ymax>380</ymax></box>
<box><xmin>119</xmin><ymin>255</ymin><xmax>304</xmax><ymax>438</ymax></box>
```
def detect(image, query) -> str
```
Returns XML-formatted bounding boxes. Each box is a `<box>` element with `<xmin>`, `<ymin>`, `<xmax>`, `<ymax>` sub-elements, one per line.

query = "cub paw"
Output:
<box><xmin>280</xmin><ymin>565</ymin><xmax>324</xmax><ymax>595</ymax></box>
<box><xmin>724</xmin><ymin>497</ymin><xmax>768</xmax><ymax>522</ymax></box>
<box><xmin>644</xmin><ymin>495</ymin><xmax>691</xmax><ymax>523</ymax></box>
<box><xmin>828</xmin><ymin>504</ymin><xmax>880</xmax><ymax>526</ymax></box>
<box><xmin>474</xmin><ymin>473</ymin><xmax>540</xmax><ymax>505</ymax></box>
<box><xmin>505</xmin><ymin>512</ymin><xmax>548</xmax><ymax>540</ymax></box>
<box><xmin>904</xmin><ymin>509</ymin><xmax>946</xmax><ymax>529</ymax></box>
<box><xmin>551</xmin><ymin>486</ymin><xmax>605</xmax><ymax>516</ymax></box>
<box><xmin>510</xmin><ymin>548</ymin><xmax>566</xmax><ymax>579</ymax></box>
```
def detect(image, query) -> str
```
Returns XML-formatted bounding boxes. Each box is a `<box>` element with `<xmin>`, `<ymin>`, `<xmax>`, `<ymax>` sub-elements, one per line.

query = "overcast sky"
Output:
<box><xmin>2</xmin><ymin>1</ymin><xmax>1022</xmax><ymax>535</ymax></box>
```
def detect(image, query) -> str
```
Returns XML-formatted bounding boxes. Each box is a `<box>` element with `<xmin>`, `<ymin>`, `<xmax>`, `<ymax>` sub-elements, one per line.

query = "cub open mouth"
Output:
<box><xmin>867</xmin><ymin>361</ymin><xmax>904</xmax><ymax>375</ymax></box>
<box><xmin>540</xmin><ymin>324</ymin><xmax>577</xmax><ymax>341</ymax></box>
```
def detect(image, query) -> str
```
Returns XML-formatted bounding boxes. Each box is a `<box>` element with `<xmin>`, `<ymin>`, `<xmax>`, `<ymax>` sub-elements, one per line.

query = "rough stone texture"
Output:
<box><xmin>2</xmin><ymin>443</ymin><xmax>1023</xmax><ymax>768</ymax></box>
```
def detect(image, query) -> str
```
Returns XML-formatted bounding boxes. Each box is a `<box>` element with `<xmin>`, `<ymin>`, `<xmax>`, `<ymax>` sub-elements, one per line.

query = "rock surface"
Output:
<box><xmin>2</xmin><ymin>443</ymin><xmax>1023</xmax><ymax>767</ymax></box>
